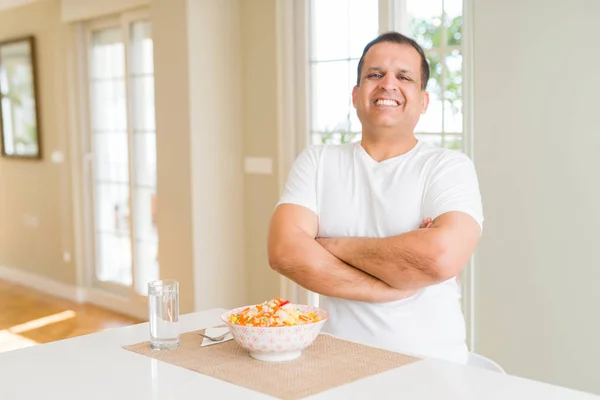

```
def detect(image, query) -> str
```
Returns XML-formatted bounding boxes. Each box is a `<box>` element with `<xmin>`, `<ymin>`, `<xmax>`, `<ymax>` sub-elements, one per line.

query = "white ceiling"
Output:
<box><xmin>0</xmin><ymin>0</ymin><xmax>45</xmax><ymax>12</ymax></box>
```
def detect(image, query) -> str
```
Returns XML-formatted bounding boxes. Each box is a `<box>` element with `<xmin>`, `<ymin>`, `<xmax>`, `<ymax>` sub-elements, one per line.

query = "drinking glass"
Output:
<box><xmin>148</xmin><ymin>279</ymin><xmax>180</xmax><ymax>350</ymax></box>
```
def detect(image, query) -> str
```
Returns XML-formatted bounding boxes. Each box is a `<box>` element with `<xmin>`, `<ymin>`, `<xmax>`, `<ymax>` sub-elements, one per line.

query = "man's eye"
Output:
<box><xmin>368</xmin><ymin>73</ymin><xmax>382</xmax><ymax>79</ymax></box>
<box><xmin>398</xmin><ymin>75</ymin><xmax>411</xmax><ymax>81</ymax></box>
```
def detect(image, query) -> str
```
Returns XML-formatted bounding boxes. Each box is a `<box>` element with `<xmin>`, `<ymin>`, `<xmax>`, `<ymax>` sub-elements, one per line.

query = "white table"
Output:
<box><xmin>1</xmin><ymin>309</ymin><xmax>598</xmax><ymax>400</ymax></box>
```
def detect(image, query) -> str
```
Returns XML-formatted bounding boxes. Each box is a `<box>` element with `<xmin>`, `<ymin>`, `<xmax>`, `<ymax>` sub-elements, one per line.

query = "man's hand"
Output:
<box><xmin>420</xmin><ymin>217</ymin><xmax>433</xmax><ymax>229</ymax></box>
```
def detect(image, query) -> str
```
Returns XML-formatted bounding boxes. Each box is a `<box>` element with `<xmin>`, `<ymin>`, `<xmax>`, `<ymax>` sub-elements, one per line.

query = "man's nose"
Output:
<box><xmin>379</xmin><ymin>74</ymin><xmax>397</xmax><ymax>92</ymax></box>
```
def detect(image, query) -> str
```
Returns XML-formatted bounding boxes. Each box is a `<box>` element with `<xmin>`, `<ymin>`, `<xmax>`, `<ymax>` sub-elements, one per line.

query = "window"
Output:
<box><xmin>86</xmin><ymin>12</ymin><xmax>158</xmax><ymax>296</ymax></box>
<box><xmin>284</xmin><ymin>0</ymin><xmax>468</xmax><ymax>307</ymax></box>
<box><xmin>309</xmin><ymin>0</ymin><xmax>379</xmax><ymax>145</ymax></box>
<box><xmin>408</xmin><ymin>0</ymin><xmax>463</xmax><ymax>150</ymax></box>
<box><xmin>308</xmin><ymin>0</ymin><xmax>464</xmax><ymax>151</ymax></box>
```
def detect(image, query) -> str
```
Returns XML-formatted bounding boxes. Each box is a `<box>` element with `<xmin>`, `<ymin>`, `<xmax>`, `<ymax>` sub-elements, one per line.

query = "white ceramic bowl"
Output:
<box><xmin>220</xmin><ymin>304</ymin><xmax>329</xmax><ymax>362</ymax></box>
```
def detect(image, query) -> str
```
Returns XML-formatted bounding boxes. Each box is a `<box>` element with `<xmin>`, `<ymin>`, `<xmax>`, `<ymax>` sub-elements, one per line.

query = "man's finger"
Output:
<box><xmin>420</xmin><ymin>217</ymin><xmax>433</xmax><ymax>229</ymax></box>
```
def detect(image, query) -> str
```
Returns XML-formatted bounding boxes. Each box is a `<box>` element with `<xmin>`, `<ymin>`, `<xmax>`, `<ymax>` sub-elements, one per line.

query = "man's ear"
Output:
<box><xmin>352</xmin><ymin>85</ymin><xmax>358</xmax><ymax>108</ymax></box>
<box><xmin>421</xmin><ymin>91</ymin><xmax>430</xmax><ymax>114</ymax></box>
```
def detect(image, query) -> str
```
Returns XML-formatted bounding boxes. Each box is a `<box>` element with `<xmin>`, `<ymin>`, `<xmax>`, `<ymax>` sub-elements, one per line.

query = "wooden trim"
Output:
<box><xmin>461</xmin><ymin>0</ymin><xmax>477</xmax><ymax>352</ymax></box>
<box><xmin>65</xmin><ymin>22</ymin><xmax>90</xmax><ymax>300</ymax></box>
<box><xmin>275</xmin><ymin>0</ymin><xmax>300</xmax><ymax>304</ymax></box>
<box><xmin>0</xmin><ymin>264</ymin><xmax>148</xmax><ymax>320</ymax></box>
<box><xmin>0</xmin><ymin>265</ymin><xmax>81</xmax><ymax>303</ymax></box>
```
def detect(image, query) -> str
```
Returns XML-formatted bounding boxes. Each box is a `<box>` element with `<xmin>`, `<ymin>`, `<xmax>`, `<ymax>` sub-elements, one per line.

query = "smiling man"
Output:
<box><xmin>267</xmin><ymin>32</ymin><xmax>483</xmax><ymax>364</ymax></box>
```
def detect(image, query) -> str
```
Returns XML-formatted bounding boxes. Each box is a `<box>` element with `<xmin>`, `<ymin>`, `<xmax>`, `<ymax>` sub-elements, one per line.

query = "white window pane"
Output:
<box><xmin>425</xmin><ymin>52</ymin><xmax>442</xmax><ymax>96</ymax></box>
<box><xmin>416</xmin><ymin>51</ymin><xmax>442</xmax><ymax>133</ymax></box>
<box><xmin>444</xmin><ymin>99</ymin><xmax>462</xmax><ymax>133</ymax></box>
<box><xmin>96</xmin><ymin>232</ymin><xmax>132</xmax><ymax>286</ymax></box>
<box><xmin>348</xmin><ymin>59</ymin><xmax>359</xmax><ymax>89</ymax></box>
<box><xmin>88</xmin><ymin>20</ymin><xmax>159</xmax><ymax>292</ymax></box>
<box><xmin>130</xmin><ymin>21</ymin><xmax>153</xmax><ymax>75</ymax></box>
<box><xmin>445</xmin><ymin>0</ymin><xmax>462</xmax><ymax>19</ymax></box>
<box><xmin>348</xmin><ymin>60</ymin><xmax>362</xmax><ymax>132</ymax></box>
<box><xmin>113</xmin><ymin>81</ymin><xmax>127</xmax><ymax>131</ymax></box>
<box><xmin>94</xmin><ymin>132</ymin><xmax>129</xmax><ymax>183</ymax></box>
<box><xmin>349</xmin><ymin>108</ymin><xmax>361</xmax><ymax>133</ymax></box>
<box><xmin>90</xmin><ymin>25</ymin><xmax>132</xmax><ymax>289</ymax></box>
<box><xmin>443</xmin><ymin>134</ymin><xmax>463</xmax><ymax>150</ymax></box>
<box><xmin>313</xmin><ymin>132</ymin><xmax>361</xmax><ymax>146</ymax></box>
<box><xmin>133</xmin><ymin>186</ymin><xmax>159</xmax><ymax>295</ymax></box>
<box><xmin>311</xmin><ymin>61</ymin><xmax>351</xmax><ymax>133</ymax></box>
<box><xmin>133</xmin><ymin>187</ymin><xmax>157</xmax><ymax>242</ymax></box>
<box><xmin>94</xmin><ymin>182</ymin><xmax>132</xmax><ymax>286</ymax></box>
<box><xmin>310</xmin><ymin>133</ymin><xmax>326</xmax><ymax>146</ymax></box>
<box><xmin>90</xmin><ymin>81</ymin><xmax>113</xmax><ymax>131</ymax></box>
<box><xmin>134</xmin><ymin>240</ymin><xmax>158</xmax><ymax>295</ymax></box>
<box><xmin>444</xmin><ymin>50</ymin><xmax>462</xmax><ymax>132</ymax></box>
<box><xmin>311</xmin><ymin>0</ymin><xmax>349</xmax><ymax>60</ymax></box>
<box><xmin>348</xmin><ymin>0</ymin><xmax>379</xmax><ymax>58</ymax></box>
<box><xmin>415</xmin><ymin>93</ymin><xmax>442</xmax><ymax>133</ymax></box>
<box><xmin>408</xmin><ymin>0</ymin><xmax>443</xmax><ymax>50</ymax></box>
<box><xmin>349</xmin><ymin>110</ymin><xmax>363</xmax><ymax>132</ymax></box>
<box><xmin>91</xmin><ymin>28</ymin><xmax>124</xmax><ymax>79</ymax></box>
<box><xmin>445</xmin><ymin>0</ymin><xmax>463</xmax><ymax>46</ymax></box>
<box><xmin>90</xmin><ymin>80</ymin><xmax>127</xmax><ymax>132</ymax></box>
<box><xmin>94</xmin><ymin>182</ymin><xmax>130</xmax><ymax>233</ymax></box>
<box><xmin>133</xmin><ymin>132</ymin><xmax>157</xmax><ymax>187</ymax></box>
<box><xmin>407</xmin><ymin>0</ymin><xmax>443</xmax><ymax>19</ymax></box>
<box><xmin>131</xmin><ymin>76</ymin><xmax>155</xmax><ymax>131</ymax></box>
<box><xmin>417</xmin><ymin>52</ymin><xmax>442</xmax><ymax>133</ymax></box>
<box><xmin>416</xmin><ymin>133</ymin><xmax>442</xmax><ymax>147</ymax></box>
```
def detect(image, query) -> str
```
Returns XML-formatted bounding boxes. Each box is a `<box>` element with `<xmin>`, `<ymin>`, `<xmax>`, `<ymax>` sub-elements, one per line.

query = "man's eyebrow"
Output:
<box><xmin>366</xmin><ymin>66</ymin><xmax>413</xmax><ymax>74</ymax></box>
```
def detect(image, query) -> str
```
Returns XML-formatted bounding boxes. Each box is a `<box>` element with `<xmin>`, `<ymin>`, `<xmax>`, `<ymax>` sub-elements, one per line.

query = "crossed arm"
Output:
<box><xmin>267</xmin><ymin>204</ymin><xmax>481</xmax><ymax>302</ymax></box>
<box><xmin>316</xmin><ymin>212</ymin><xmax>481</xmax><ymax>291</ymax></box>
<box><xmin>267</xmin><ymin>204</ymin><xmax>414</xmax><ymax>303</ymax></box>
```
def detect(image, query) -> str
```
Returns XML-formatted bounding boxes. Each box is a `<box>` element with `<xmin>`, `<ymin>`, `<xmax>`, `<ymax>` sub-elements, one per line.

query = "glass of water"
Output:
<box><xmin>148</xmin><ymin>279</ymin><xmax>180</xmax><ymax>350</ymax></box>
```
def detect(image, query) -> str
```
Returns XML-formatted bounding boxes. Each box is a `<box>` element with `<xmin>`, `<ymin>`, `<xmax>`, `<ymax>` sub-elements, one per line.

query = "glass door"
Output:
<box><xmin>86</xmin><ymin>10</ymin><xmax>158</xmax><ymax>302</ymax></box>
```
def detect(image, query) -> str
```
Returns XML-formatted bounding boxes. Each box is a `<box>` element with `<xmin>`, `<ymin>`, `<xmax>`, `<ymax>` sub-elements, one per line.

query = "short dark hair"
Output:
<box><xmin>356</xmin><ymin>31</ymin><xmax>430</xmax><ymax>91</ymax></box>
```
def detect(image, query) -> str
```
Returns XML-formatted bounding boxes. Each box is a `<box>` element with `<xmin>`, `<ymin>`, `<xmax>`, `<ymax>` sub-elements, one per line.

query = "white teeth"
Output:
<box><xmin>375</xmin><ymin>99</ymin><xmax>399</xmax><ymax>106</ymax></box>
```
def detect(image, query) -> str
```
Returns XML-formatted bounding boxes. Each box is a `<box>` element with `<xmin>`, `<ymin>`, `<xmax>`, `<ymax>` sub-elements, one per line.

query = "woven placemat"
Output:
<box><xmin>123</xmin><ymin>329</ymin><xmax>420</xmax><ymax>399</ymax></box>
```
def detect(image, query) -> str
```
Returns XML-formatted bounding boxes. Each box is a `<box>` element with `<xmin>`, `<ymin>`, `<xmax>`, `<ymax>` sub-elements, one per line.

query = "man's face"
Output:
<box><xmin>352</xmin><ymin>42</ymin><xmax>429</xmax><ymax>133</ymax></box>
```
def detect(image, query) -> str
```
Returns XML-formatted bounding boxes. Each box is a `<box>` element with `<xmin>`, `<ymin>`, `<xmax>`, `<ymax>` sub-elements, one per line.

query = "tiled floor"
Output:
<box><xmin>0</xmin><ymin>279</ymin><xmax>141</xmax><ymax>353</ymax></box>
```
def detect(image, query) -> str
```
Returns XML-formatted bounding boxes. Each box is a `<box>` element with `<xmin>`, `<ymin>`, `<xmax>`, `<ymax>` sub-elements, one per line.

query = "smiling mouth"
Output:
<box><xmin>374</xmin><ymin>99</ymin><xmax>400</xmax><ymax>107</ymax></box>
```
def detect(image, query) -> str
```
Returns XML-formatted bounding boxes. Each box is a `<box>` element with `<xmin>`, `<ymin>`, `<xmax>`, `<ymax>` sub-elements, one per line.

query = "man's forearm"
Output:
<box><xmin>268</xmin><ymin>229</ymin><xmax>417</xmax><ymax>303</ymax></box>
<box><xmin>317</xmin><ymin>228</ymin><xmax>448</xmax><ymax>291</ymax></box>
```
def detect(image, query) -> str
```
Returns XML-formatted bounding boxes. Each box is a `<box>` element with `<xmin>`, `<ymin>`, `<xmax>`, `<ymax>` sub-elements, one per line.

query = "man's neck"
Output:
<box><xmin>360</xmin><ymin>130</ymin><xmax>418</xmax><ymax>162</ymax></box>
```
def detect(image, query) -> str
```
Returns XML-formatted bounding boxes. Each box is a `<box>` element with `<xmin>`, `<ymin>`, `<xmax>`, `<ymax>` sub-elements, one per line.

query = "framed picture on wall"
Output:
<box><xmin>0</xmin><ymin>35</ymin><xmax>42</xmax><ymax>160</ymax></box>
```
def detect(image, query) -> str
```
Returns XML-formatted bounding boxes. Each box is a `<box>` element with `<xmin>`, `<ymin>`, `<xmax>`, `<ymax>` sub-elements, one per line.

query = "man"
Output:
<box><xmin>267</xmin><ymin>32</ymin><xmax>483</xmax><ymax>364</ymax></box>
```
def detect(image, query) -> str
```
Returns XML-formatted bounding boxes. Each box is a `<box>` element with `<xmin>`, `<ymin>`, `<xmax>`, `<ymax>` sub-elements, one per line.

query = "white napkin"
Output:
<box><xmin>200</xmin><ymin>327</ymin><xmax>233</xmax><ymax>347</ymax></box>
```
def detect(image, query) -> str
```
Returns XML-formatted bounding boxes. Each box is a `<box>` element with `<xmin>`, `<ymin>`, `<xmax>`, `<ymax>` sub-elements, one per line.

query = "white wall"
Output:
<box><xmin>473</xmin><ymin>0</ymin><xmax>600</xmax><ymax>394</ymax></box>
<box><xmin>151</xmin><ymin>0</ymin><xmax>196</xmax><ymax>313</ymax></box>
<box><xmin>240</xmin><ymin>0</ymin><xmax>283</xmax><ymax>305</ymax></box>
<box><xmin>0</xmin><ymin>0</ymin><xmax>76</xmax><ymax>286</ymax></box>
<box><xmin>61</xmin><ymin>0</ymin><xmax>148</xmax><ymax>22</ymax></box>
<box><xmin>187</xmin><ymin>0</ymin><xmax>247</xmax><ymax>311</ymax></box>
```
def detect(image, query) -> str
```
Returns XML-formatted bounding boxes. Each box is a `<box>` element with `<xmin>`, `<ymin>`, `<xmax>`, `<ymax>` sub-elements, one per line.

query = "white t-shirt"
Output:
<box><xmin>276</xmin><ymin>140</ymin><xmax>483</xmax><ymax>364</ymax></box>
